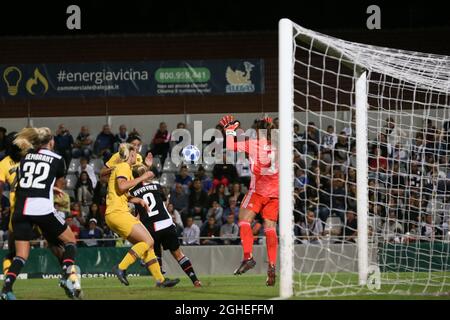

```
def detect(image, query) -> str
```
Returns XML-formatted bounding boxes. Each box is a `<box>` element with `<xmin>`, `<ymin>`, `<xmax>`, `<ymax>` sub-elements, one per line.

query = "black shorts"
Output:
<box><xmin>45</xmin><ymin>231</ymin><xmax>66</xmax><ymax>248</ymax></box>
<box><xmin>12</xmin><ymin>212</ymin><xmax>68</xmax><ymax>242</ymax></box>
<box><xmin>149</xmin><ymin>225</ymin><xmax>180</xmax><ymax>253</ymax></box>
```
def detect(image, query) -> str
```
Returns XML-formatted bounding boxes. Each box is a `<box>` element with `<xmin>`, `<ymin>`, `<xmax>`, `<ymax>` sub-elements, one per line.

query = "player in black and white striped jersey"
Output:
<box><xmin>1</xmin><ymin>127</ymin><xmax>82</xmax><ymax>300</ymax></box>
<box><xmin>130</xmin><ymin>164</ymin><xmax>201</xmax><ymax>287</ymax></box>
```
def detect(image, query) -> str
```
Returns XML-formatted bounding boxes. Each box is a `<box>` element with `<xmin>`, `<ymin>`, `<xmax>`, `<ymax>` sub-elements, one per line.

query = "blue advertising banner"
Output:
<box><xmin>0</xmin><ymin>59</ymin><xmax>264</xmax><ymax>98</ymax></box>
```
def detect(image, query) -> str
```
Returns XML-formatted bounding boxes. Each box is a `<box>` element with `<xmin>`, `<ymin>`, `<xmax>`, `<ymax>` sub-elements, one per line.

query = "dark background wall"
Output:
<box><xmin>1</xmin><ymin>27</ymin><xmax>448</xmax><ymax>119</ymax></box>
<box><xmin>0</xmin><ymin>32</ymin><xmax>277</xmax><ymax>118</ymax></box>
<box><xmin>0</xmin><ymin>0</ymin><xmax>448</xmax><ymax>118</ymax></box>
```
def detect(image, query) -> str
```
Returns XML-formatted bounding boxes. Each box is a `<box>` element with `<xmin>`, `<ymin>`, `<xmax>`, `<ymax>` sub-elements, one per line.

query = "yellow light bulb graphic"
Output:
<box><xmin>3</xmin><ymin>66</ymin><xmax>22</xmax><ymax>96</ymax></box>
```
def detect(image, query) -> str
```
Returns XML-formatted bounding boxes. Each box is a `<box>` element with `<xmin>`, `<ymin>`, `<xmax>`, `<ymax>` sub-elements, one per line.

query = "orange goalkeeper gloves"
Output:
<box><xmin>219</xmin><ymin>115</ymin><xmax>240</xmax><ymax>136</ymax></box>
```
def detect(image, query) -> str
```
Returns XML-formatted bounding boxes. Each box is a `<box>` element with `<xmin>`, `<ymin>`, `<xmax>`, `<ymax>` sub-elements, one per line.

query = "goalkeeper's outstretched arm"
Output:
<box><xmin>218</xmin><ymin>115</ymin><xmax>247</xmax><ymax>153</ymax></box>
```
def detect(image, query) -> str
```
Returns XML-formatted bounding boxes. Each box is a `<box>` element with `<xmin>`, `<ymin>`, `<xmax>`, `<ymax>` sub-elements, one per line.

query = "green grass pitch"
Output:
<box><xmin>8</xmin><ymin>274</ymin><xmax>450</xmax><ymax>300</ymax></box>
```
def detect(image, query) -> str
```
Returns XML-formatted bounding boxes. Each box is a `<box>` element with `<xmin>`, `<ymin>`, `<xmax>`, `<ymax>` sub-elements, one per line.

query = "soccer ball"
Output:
<box><xmin>182</xmin><ymin>145</ymin><xmax>201</xmax><ymax>163</ymax></box>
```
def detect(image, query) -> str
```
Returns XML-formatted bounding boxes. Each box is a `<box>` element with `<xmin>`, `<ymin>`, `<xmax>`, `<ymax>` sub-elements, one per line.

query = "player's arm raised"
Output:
<box><xmin>219</xmin><ymin>115</ymin><xmax>247</xmax><ymax>153</ymax></box>
<box><xmin>219</xmin><ymin>115</ymin><xmax>240</xmax><ymax>136</ymax></box>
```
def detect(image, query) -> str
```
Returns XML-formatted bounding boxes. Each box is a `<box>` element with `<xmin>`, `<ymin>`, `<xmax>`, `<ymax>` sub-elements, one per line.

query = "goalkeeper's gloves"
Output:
<box><xmin>262</xmin><ymin>116</ymin><xmax>273</xmax><ymax>125</ymax></box>
<box><xmin>219</xmin><ymin>115</ymin><xmax>240</xmax><ymax>136</ymax></box>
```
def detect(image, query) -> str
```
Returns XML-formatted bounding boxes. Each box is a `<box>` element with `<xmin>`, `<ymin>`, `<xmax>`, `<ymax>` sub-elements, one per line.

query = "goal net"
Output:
<box><xmin>278</xmin><ymin>19</ymin><xmax>450</xmax><ymax>298</ymax></box>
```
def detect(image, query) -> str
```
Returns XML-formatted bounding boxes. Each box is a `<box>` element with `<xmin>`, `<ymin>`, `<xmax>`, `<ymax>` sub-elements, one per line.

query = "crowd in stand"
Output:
<box><xmin>1</xmin><ymin>116</ymin><xmax>450</xmax><ymax>249</ymax></box>
<box><xmin>293</xmin><ymin>116</ymin><xmax>450</xmax><ymax>245</ymax></box>
<box><xmin>0</xmin><ymin>122</ymin><xmax>260</xmax><ymax>248</ymax></box>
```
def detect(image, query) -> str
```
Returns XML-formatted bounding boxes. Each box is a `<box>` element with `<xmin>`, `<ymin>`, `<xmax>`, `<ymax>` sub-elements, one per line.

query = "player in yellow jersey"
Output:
<box><xmin>100</xmin><ymin>134</ymin><xmax>147</xmax><ymax>179</ymax></box>
<box><xmin>107</xmin><ymin>143</ymin><xmax>179</xmax><ymax>288</ymax></box>
<box><xmin>0</xmin><ymin>134</ymin><xmax>21</xmax><ymax>276</ymax></box>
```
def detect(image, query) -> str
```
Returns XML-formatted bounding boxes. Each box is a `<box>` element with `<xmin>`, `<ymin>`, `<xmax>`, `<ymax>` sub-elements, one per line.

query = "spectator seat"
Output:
<box><xmin>65</xmin><ymin>174</ymin><xmax>78</xmax><ymax>190</ymax></box>
<box><xmin>160</xmin><ymin>173</ymin><xmax>176</xmax><ymax>188</ymax></box>
<box><xmin>90</xmin><ymin>158</ymin><xmax>104</xmax><ymax>174</ymax></box>
<box><xmin>67</xmin><ymin>159</ymin><xmax>80</xmax><ymax>174</ymax></box>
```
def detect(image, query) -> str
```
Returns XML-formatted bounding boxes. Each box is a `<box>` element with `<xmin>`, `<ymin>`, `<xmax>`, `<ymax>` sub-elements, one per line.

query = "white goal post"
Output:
<box><xmin>278</xmin><ymin>18</ymin><xmax>295</xmax><ymax>298</ymax></box>
<box><xmin>278</xmin><ymin>18</ymin><xmax>450</xmax><ymax>298</ymax></box>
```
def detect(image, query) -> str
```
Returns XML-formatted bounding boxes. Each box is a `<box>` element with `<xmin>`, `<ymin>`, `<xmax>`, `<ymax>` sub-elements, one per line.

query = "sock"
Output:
<box><xmin>265</xmin><ymin>227</ymin><xmax>278</xmax><ymax>266</ymax></box>
<box><xmin>2</xmin><ymin>256</ymin><xmax>26</xmax><ymax>293</ymax></box>
<box><xmin>2</xmin><ymin>258</ymin><xmax>12</xmax><ymax>275</ymax></box>
<box><xmin>238</xmin><ymin>221</ymin><xmax>253</xmax><ymax>260</ymax></box>
<box><xmin>62</xmin><ymin>242</ymin><xmax>77</xmax><ymax>272</ymax></box>
<box><xmin>178</xmin><ymin>255</ymin><xmax>198</xmax><ymax>284</ymax></box>
<box><xmin>143</xmin><ymin>249</ymin><xmax>165</xmax><ymax>283</ymax></box>
<box><xmin>118</xmin><ymin>242</ymin><xmax>149</xmax><ymax>271</ymax></box>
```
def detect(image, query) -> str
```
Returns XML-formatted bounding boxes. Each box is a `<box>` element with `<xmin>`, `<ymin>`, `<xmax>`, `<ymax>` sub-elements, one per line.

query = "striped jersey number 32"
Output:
<box><xmin>19</xmin><ymin>162</ymin><xmax>51</xmax><ymax>189</ymax></box>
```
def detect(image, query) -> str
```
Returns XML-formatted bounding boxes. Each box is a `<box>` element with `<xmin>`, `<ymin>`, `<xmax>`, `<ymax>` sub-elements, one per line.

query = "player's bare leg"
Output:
<box><xmin>264</xmin><ymin>219</ymin><xmax>278</xmax><ymax>286</ymax></box>
<box><xmin>113</xmin><ymin>223</ymin><xmax>154</xmax><ymax>286</ymax></box>
<box><xmin>115</xmin><ymin>223</ymin><xmax>179</xmax><ymax>288</ymax></box>
<box><xmin>171</xmin><ymin>249</ymin><xmax>201</xmax><ymax>287</ymax></box>
<box><xmin>234</xmin><ymin>208</ymin><xmax>257</xmax><ymax>275</ymax></box>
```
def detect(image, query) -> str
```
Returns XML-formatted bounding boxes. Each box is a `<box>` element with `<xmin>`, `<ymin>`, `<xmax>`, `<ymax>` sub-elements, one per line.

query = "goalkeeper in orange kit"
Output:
<box><xmin>219</xmin><ymin>115</ymin><xmax>279</xmax><ymax>286</ymax></box>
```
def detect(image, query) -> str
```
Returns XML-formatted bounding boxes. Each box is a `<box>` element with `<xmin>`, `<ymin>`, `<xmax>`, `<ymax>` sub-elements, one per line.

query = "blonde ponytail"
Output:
<box><xmin>14</xmin><ymin>127</ymin><xmax>53</xmax><ymax>154</ymax></box>
<box><xmin>14</xmin><ymin>127</ymin><xmax>39</xmax><ymax>153</ymax></box>
<box><xmin>118</xmin><ymin>143</ymin><xmax>135</xmax><ymax>162</ymax></box>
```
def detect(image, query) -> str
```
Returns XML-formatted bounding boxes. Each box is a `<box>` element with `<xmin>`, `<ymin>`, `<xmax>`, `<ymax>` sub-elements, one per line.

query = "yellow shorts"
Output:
<box><xmin>105</xmin><ymin>211</ymin><xmax>141</xmax><ymax>239</ymax></box>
